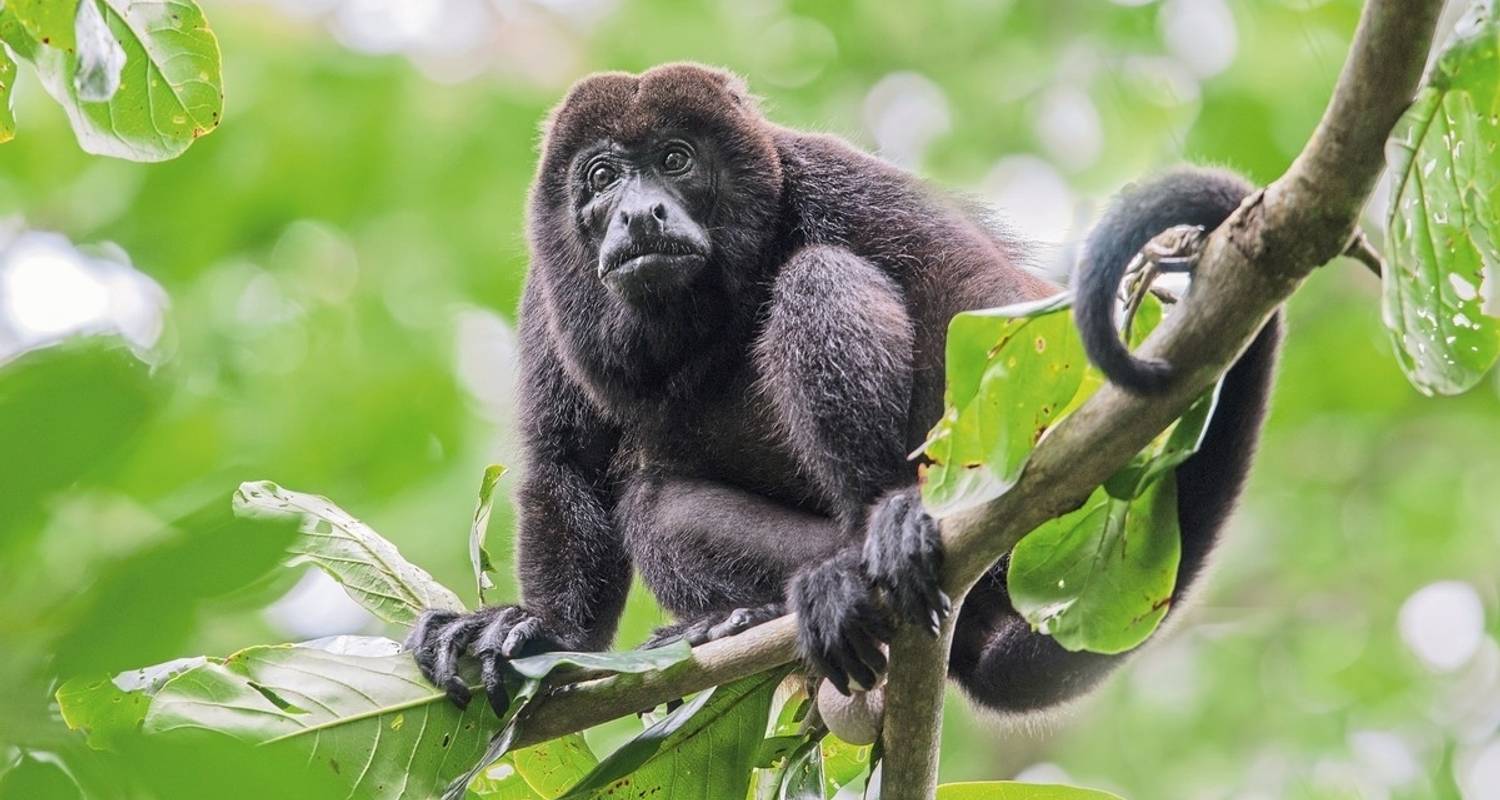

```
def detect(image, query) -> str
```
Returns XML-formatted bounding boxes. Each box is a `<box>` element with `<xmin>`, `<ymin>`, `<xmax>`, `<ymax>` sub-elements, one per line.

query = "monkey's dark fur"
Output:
<box><xmin>408</xmin><ymin>63</ymin><xmax>1280</xmax><ymax>716</ymax></box>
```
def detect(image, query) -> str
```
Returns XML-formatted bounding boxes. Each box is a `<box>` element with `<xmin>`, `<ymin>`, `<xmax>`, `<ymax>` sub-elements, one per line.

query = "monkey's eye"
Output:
<box><xmin>661</xmin><ymin>146</ymin><xmax>693</xmax><ymax>174</ymax></box>
<box><xmin>588</xmin><ymin>163</ymin><xmax>618</xmax><ymax>192</ymax></box>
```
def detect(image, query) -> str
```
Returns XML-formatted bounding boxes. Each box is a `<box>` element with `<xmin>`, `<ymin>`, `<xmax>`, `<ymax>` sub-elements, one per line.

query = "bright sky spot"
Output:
<box><xmin>1399</xmin><ymin>580</ymin><xmax>1486</xmax><ymax>673</ymax></box>
<box><xmin>864</xmin><ymin>72</ymin><xmax>952</xmax><ymax>171</ymax></box>
<box><xmin>981</xmin><ymin>155</ymin><xmax>1076</xmax><ymax>245</ymax></box>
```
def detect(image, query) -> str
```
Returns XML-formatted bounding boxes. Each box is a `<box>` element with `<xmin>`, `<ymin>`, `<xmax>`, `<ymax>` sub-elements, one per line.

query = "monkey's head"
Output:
<box><xmin>531</xmin><ymin>63</ymin><xmax>784</xmax><ymax>307</ymax></box>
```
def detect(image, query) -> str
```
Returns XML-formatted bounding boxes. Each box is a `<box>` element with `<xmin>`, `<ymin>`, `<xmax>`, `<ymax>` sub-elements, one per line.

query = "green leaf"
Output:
<box><xmin>0</xmin><ymin>42</ymin><xmax>15</xmax><ymax>143</ymax></box>
<box><xmin>510</xmin><ymin>735</ymin><xmax>598</xmax><ymax>799</ymax></box>
<box><xmin>0</xmin><ymin>0</ymin><xmax>223</xmax><ymax>161</ymax></box>
<box><xmin>57</xmin><ymin>657</ymin><xmax>206</xmax><ymax>749</ymax></box>
<box><xmin>52</xmin><ymin>499</ymin><xmax>299</xmax><ymax>676</ymax></box>
<box><xmin>0</xmin><ymin>340</ymin><xmax>159</xmax><ymax>546</ymax></box>
<box><xmin>7</xmin><ymin>0</ymin><xmax>77</xmax><ymax>51</ymax></box>
<box><xmin>558</xmin><ymin>668</ymin><xmax>789</xmax><ymax>799</ymax></box>
<box><xmin>469</xmin><ymin>464</ymin><xmax>507</xmax><ymax>605</ymax></box>
<box><xmin>819</xmin><ymin>734</ymin><xmax>871</xmax><ymax>794</ymax></box>
<box><xmin>935</xmin><ymin>782</ymin><xmax>1124</xmax><ymax>799</ymax></box>
<box><xmin>771</xmin><ymin>737</ymin><xmax>824</xmax><ymax>799</ymax></box>
<box><xmin>1007</xmin><ymin>476</ymin><xmax>1181</xmax><ymax>654</ymax></box>
<box><xmin>446</xmin><ymin>641</ymin><xmax>693</xmax><ymax>800</ymax></box>
<box><xmin>233</xmin><ymin>480</ymin><xmax>467</xmax><ymax>625</ymax></box>
<box><xmin>139</xmin><ymin>638</ymin><xmax>505</xmax><ymax>800</ymax></box>
<box><xmin>919</xmin><ymin>293</ymin><xmax>1088</xmax><ymax>517</ymax></box>
<box><xmin>467</xmin><ymin>755</ymin><xmax>547</xmax><ymax>800</ymax></box>
<box><xmin>1381</xmin><ymin>7</ymin><xmax>1500</xmax><ymax>395</ymax></box>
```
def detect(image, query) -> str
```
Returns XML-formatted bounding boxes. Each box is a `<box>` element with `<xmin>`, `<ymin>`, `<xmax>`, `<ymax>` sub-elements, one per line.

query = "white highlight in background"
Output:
<box><xmin>0</xmin><ymin>229</ymin><xmax>166</xmax><ymax>361</ymax></box>
<box><xmin>1399</xmin><ymin>580</ymin><xmax>1486</xmax><ymax>673</ymax></box>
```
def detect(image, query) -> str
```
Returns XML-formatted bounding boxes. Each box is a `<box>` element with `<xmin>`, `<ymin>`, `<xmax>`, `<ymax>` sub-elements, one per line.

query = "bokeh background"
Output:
<box><xmin>2</xmin><ymin>0</ymin><xmax>1499</xmax><ymax>797</ymax></box>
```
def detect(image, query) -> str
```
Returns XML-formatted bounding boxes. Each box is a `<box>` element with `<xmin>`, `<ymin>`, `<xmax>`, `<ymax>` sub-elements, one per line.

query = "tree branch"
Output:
<box><xmin>495</xmin><ymin>2</ymin><xmax>1445</xmax><ymax>795</ymax></box>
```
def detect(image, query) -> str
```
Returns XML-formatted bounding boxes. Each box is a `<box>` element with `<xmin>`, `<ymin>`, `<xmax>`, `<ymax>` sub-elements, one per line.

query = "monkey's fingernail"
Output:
<box><xmin>444</xmin><ymin>678</ymin><xmax>472</xmax><ymax>709</ymax></box>
<box><xmin>939</xmin><ymin>591</ymin><xmax>952</xmax><ymax>615</ymax></box>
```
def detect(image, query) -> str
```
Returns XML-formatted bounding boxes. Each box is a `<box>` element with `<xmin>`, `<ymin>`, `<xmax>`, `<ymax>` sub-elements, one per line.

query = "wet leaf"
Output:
<box><xmin>73</xmin><ymin>0</ymin><xmax>124</xmax><ymax>102</ymax></box>
<box><xmin>470</xmin><ymin>464</ymin><xmax>507</xmax><ymax>605</ymax></box>
<box><xmin>1007</xmin><ymin>477</ymin><xmax>1181</xmax><ymax>654</ymax></box>
<box><xmin>0</xmin><ymin>0</ymin><xmax>223</xmax><ymax>161</ymax></box>
<box><xmin>233</xmin><ymin>480</ymin><xmax>466</xmax><ymax>625</ymax></box>
<box><xmin>1381</xmin><ymin>6</ymin><xmax>1500</xmax><ymax>395</ymax></box>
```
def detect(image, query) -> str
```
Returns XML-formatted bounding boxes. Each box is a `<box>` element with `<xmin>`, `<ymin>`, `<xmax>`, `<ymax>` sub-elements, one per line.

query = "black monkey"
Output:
<box><xmin>407</xmin><ymin>63</ymin><xmax>1280</xmax><ymax>715</ymax></box>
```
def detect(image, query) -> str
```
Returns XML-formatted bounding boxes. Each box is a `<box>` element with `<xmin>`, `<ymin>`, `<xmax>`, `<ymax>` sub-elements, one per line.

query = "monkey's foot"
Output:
<box><xmin>790</xmin><ymin>548</ymin><xmax>892</xmax><ymax>696</ymax></box>
<box><xmin>862</xmin><ymin>489</ymin><xmax>951</xmax><ymax>637</ymax></box>
<box><xmin>643</xmin><ymin>602</ymin><xmax>786</xmax><ymax>649</ymax></box>
<box><xmin>405</xmin><ymin>605</ymin><xmax>561</xmax><ymax>716</ymax></box>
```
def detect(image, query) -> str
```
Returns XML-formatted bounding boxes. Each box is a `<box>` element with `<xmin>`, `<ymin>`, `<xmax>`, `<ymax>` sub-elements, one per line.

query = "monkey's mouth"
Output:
<box><xmin>600</xmin><ymin>241</ymin><xmax>709</xmax><ymax>298</ymax></box>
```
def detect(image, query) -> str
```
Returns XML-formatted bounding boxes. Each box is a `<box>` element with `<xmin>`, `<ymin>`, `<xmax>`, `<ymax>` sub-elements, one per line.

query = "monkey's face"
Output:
<box><xmin>575</xmin><ymin>134</ymin><xmax>715</xmax><ymax>304</ymax></box>
<box><xmin>533</xmin><ymin>64</ymin><xmax>785</xmax><ymax>313</ymax></box>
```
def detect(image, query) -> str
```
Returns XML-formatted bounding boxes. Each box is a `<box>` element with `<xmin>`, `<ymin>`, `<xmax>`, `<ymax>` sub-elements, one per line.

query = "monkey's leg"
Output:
<box><xmin>617</xmin><ymin>474</ymin><xmax>843</xmax><ymax>644</ymax></box>
<box><xmin>951</xmin><ymin>315</ymin><xmax>1281</xmax><ymax>713</ymax></box>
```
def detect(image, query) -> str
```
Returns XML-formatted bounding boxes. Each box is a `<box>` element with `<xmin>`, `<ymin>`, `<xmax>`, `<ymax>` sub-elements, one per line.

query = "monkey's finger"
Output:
<box><xmin>838</xmin><ymin>642</ymin><xmax>881</xmax><ymax>695</ymax></box>
<box><xmin>406</xmin><ymin>610</ymin><xmax>458</xmax><ymax>684</ymax></box>
<box><xmin>848</xmin><ymin>626</ymin><xmax>888</xmax><ymax>677</ymax></box>
<box><xmin>481</xmin><ymin>654</ymin><xmax>510</xmax><ymax>717</ymax></box>
<box><xmin>474</xmin><ymin>606</ymin><xmax>524</xmax><ymax>657</ymax></box>
<box><xmin>434</xmin><ymin>616</ymin><xmax>485</xmax><ymax>709</ymax></box>
<box><xmin>500</xmin><ymin>615</ymin><xmax>544</xmax><ymax>658</ymax></box>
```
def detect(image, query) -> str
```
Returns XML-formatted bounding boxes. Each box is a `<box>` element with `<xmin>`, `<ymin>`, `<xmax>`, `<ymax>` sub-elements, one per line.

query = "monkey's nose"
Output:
<box><xmin>650</xmin><ymin>203</ymin><xmax>667</xmax><ymax>221</ymax></box>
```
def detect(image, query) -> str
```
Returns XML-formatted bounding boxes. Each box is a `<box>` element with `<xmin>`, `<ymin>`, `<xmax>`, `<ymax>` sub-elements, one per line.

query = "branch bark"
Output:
<box><xmin>499</xmin><ymin>2</ymin><xmax>1446</xmax><ymax>795</ymax></box>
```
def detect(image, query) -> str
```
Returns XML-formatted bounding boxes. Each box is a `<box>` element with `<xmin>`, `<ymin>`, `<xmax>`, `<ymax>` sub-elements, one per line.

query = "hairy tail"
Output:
<box><xmin>1074</xmin><ymin>167</ymin><xmax>1255</xmax><ymax>394</ymax></box>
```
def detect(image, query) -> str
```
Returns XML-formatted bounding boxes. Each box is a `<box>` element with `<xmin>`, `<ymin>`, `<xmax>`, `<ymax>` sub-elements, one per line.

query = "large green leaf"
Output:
<box><xmin>0</xmin><ymin>340</ymin><xmax>159</xmax><ymax>545</ymax></box>
<box><xmin>919</xmin><ymin>293</ymin><xmax>1088</xmax><ymax>517</ymax></box>
<box><xmin>234</xmin><ymin>480</ymin><xmax>466</xmax><ymax>625</ymax></box>
<box><xmin>935</xmin><ymin>782</ymin><xmax>1124</xmax><ymax>799</ymax></box>
<box><xmin>1007</xmin><ymin>476</ymin><xmax>1181</xmax><ymax>654</ymax></box>
<box><xmin>1381</xmin><ymin>7</ymin><xmax>1500</xmax><ymax>395</ymax></box>
<box><xmin>0</xmin><ymin>0</ymin><xmax>222</xmax><ymax>160</ymax></box>
<box><xmin>558</xmin><ymin>668</ymin><xmax>789</xmax><ymax>799</ymax></box>
<box><xmin>469</xmin><ymin>464</ymin><xmax>507</xmax><ymax>605</ymax></box>
<box><xmin>56</xmin><ymin>636</ymin><xmax>690</xmax><ymax>800</ymax></box>
<box><xmin>51</xmin><ymin>501</ymin><xmax>299</xmax><ymax>676</ymax></box>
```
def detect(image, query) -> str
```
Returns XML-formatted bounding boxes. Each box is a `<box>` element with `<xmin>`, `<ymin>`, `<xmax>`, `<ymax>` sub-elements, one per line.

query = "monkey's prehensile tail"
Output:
<box><xmin>1073</xmin><ymin>166</ymin><xmax>1255</xmax><ymax>395</ymax></box>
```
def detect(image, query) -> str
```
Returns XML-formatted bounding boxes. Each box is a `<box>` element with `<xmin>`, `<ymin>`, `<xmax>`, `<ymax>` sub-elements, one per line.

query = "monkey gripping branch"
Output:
<box><xmin>41</xmin><ymin>0</ymin><xmax>1500</xmax><ymax>798</ymax></box>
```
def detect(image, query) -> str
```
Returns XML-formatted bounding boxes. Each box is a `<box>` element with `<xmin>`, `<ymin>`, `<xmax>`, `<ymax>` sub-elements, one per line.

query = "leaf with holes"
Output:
<box><xmin>469</xmin><ymin>464</ymin><xmax>507</xmax><ymax>605</ymax></box>
<box><xmin>1382</xmin><ymin>5</ymin><xmax>1500</xmax><ymax>395</ymax></box>
<box><xmin>234</xmin><ymin>480</ymin><xmax>466</xmax><ymax>625</ymax></box>
<box><xmin>918</xmin><ymin>293</ymin><xmax>1088</xmax><ymax>517</ymax></box>
<box><xmin>0</xmin><ymin>0</ymin><xmax>222</xmax><ymax>160</ymax></box>
<box><xmin>1007</xmin><ymin>476</ymin><xmax>1181</xmax><ymax>654</ymax></box>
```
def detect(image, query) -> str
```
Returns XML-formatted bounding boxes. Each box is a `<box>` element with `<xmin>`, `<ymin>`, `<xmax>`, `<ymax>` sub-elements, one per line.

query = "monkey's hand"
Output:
<box><xmin>789</xmin><ymin>548</ymin><xmax>892</xmax><ymax>696</ymax></box>
<box><xmin>643</xmin><ymin>602</ymin><xmax>786</xmax><ymax>649</ymax></box>
<box><xmin>861</xmin><ymin>489</ymin><xmax>951</xmax><ymax>636</ymax></box>
<box><xmin>406</xmin><ymin>605</ymin><xmax>564</xmax><ymax>716</ymax></box>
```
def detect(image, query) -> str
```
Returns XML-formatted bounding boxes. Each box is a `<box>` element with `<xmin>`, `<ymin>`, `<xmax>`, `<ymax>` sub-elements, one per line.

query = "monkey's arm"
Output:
<box><xmin>408</xmin><ymin>294</ymin><xmax>629</xmax><ymax>714</ymax></box>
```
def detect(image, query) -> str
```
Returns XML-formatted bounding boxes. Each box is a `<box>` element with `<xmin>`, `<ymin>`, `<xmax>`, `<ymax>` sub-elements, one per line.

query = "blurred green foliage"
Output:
<box><xmin>3</xmin><ymin>0</ymin><xmax>1499</xmax><ymax>798</ymax></box>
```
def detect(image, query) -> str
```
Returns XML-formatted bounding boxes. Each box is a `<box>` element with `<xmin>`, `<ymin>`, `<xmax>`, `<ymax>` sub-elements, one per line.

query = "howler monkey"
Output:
<box><xmin>408</xmin><ymin>63</ymin><xmax>1280</xmax><ymax>715</ymax></box>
